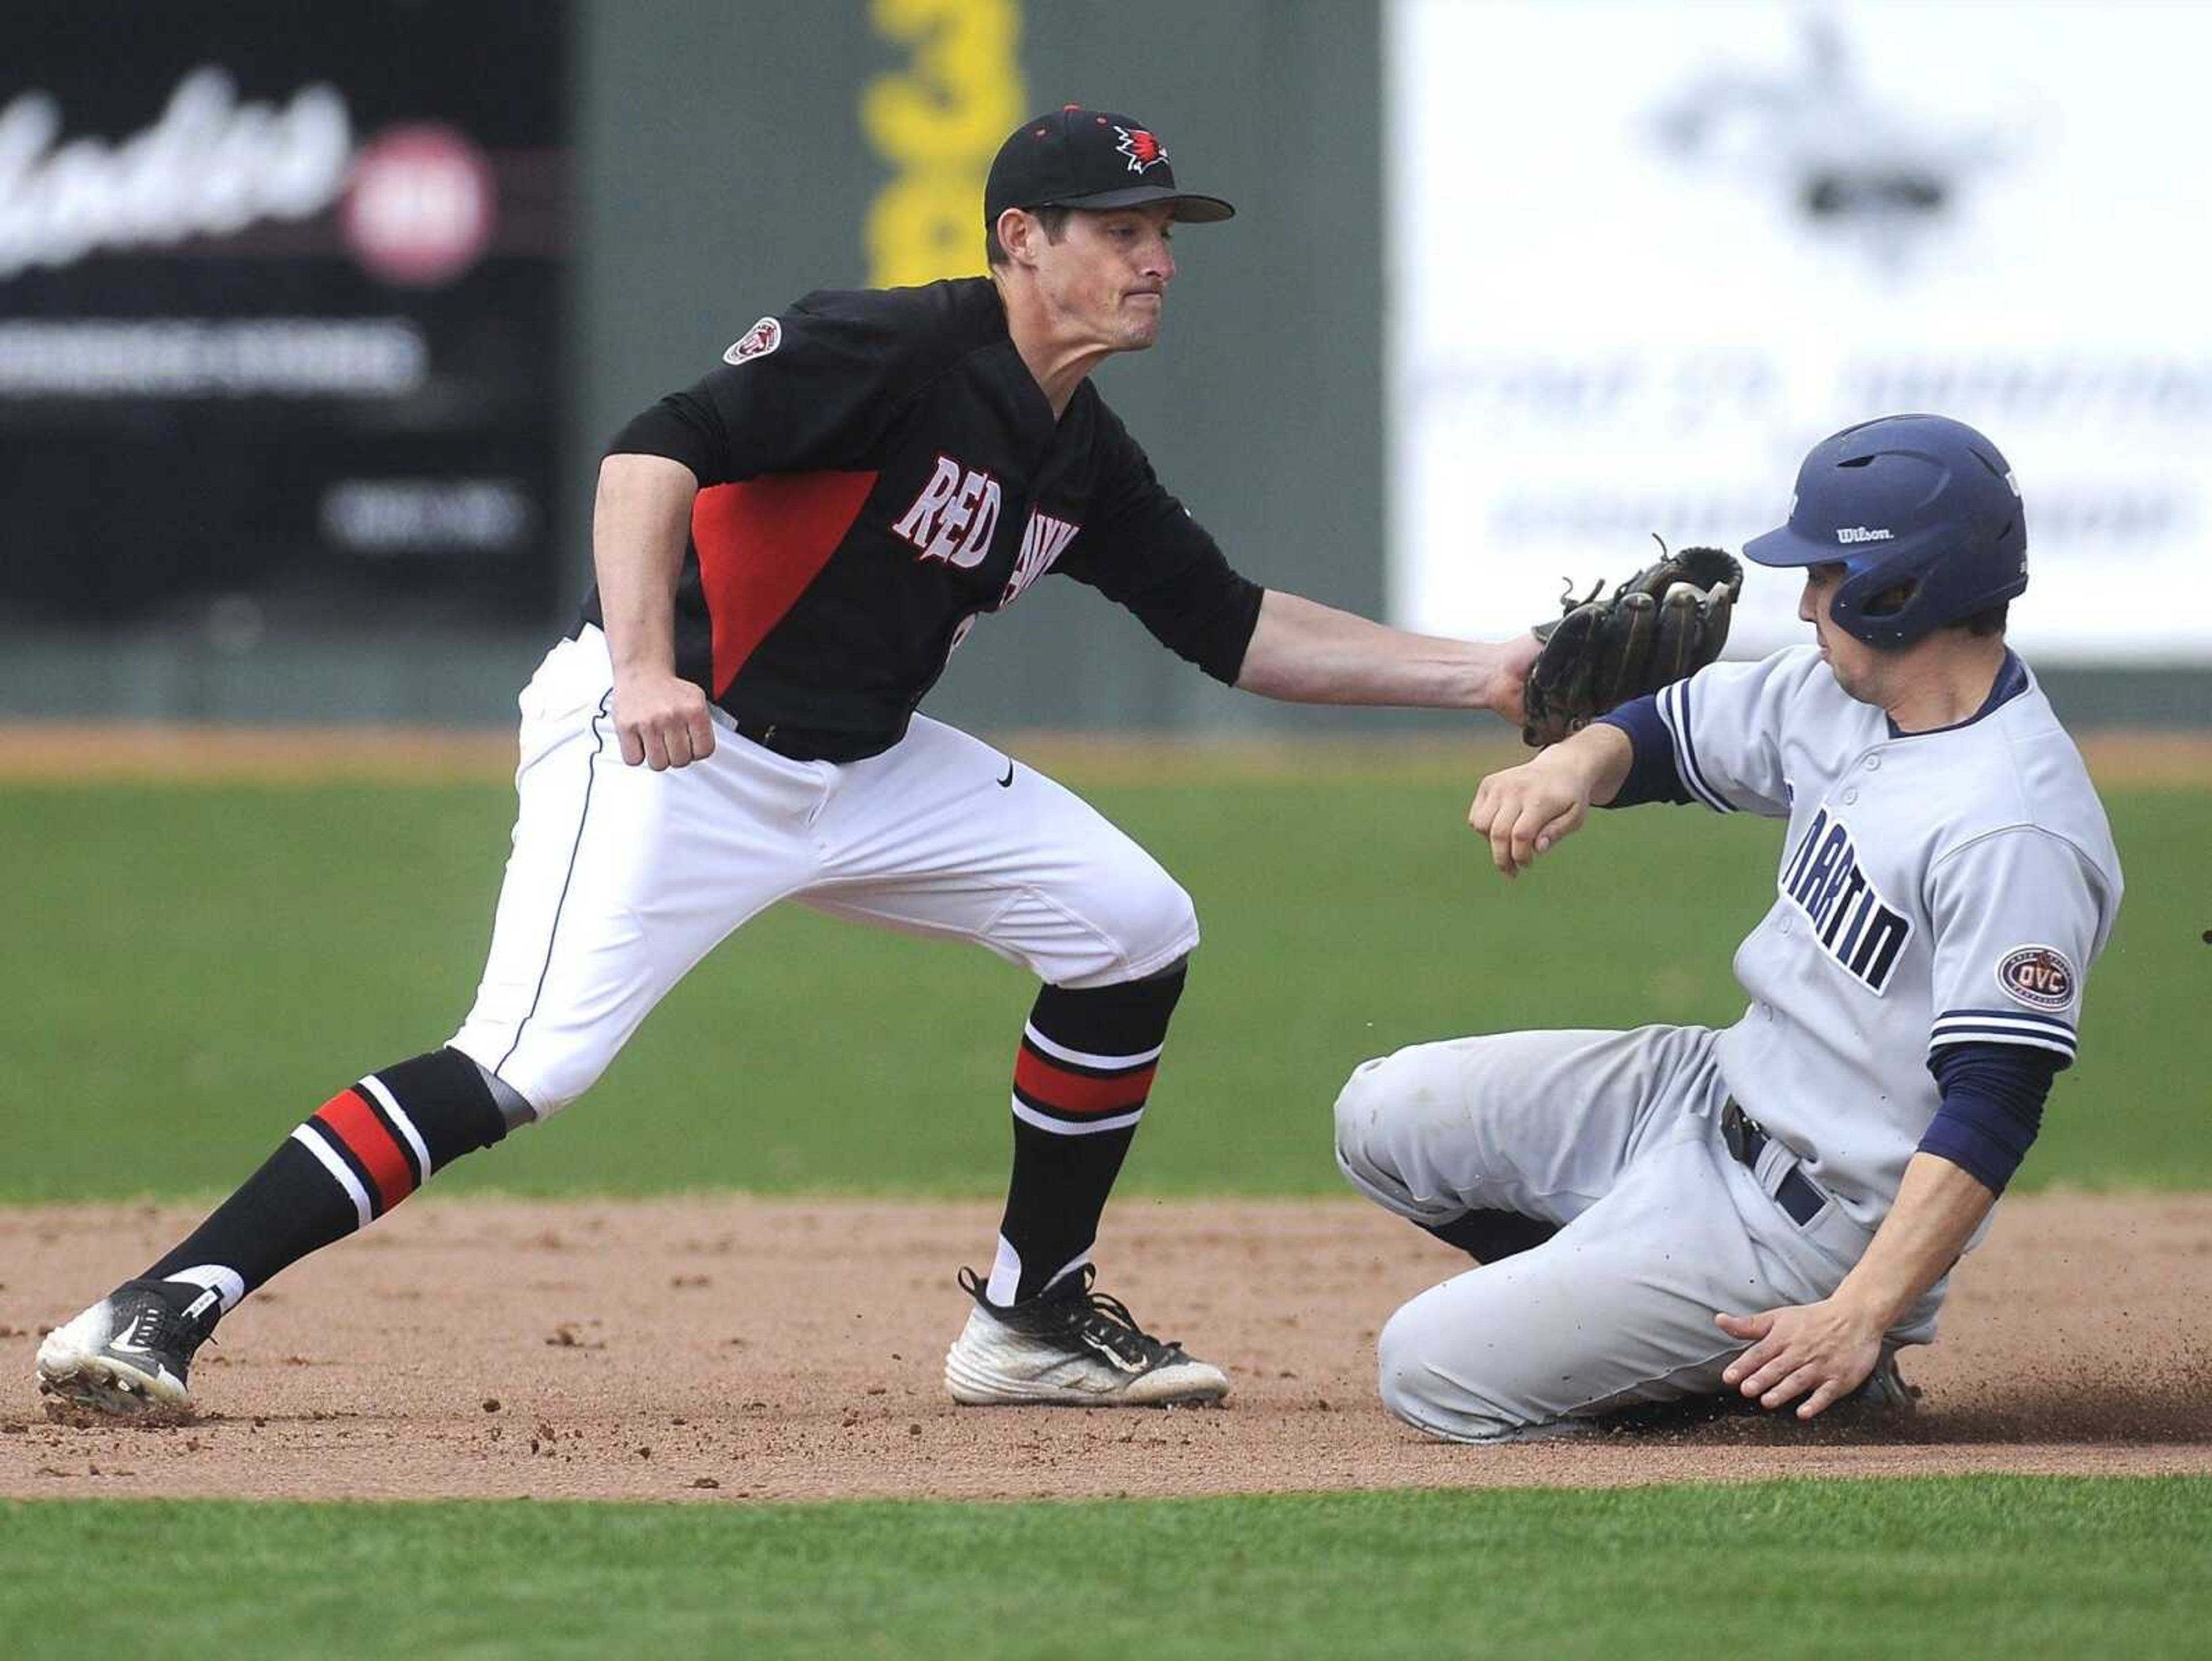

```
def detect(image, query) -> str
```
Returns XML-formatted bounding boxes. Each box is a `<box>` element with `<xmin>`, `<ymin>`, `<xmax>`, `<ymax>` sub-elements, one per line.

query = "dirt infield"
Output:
<box><xmin>6</xmin><ymin>1194</ymin><xmax>2209</xmax><ymax>1503</ymax></box>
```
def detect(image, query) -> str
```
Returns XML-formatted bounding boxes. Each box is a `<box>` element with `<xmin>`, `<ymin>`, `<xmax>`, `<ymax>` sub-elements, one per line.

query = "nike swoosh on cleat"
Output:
<box><xmin>1078</xmin><ymin>1331</ymin><xmax>1148</xmax><ymax>1374</ymax></box>
<box><xmin>998</xmin><ymin>761</ymin><xmax>1015</xmax><ymax>788</ymax></box>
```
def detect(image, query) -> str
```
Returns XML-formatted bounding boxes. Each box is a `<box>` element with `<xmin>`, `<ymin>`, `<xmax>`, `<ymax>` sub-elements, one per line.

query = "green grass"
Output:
<box><xmin>1</xmin><ymin>776</ymin><xmax>2201</xmax><ymax>1200</ymax></box>
<box><xmin>3</xmin><ymin>1477</ymin><xmax>2209</xmax><ymax>1659</ymax></box>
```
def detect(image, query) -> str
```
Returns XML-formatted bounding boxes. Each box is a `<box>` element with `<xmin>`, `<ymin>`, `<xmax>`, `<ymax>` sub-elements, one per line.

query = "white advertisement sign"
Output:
<box><xmin>1389</xmin><ymin>0</ymin><xmax>2212</xmax><ymax>660</ymax></box>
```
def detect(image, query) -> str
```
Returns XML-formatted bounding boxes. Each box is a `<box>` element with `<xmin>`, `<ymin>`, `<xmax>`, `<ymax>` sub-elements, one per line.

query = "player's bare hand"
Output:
<box><xmin>1714</xmin><ymin>1300</ymin><xmax>1885</xmax><ymax>1419</ymax></box>
<box><xmin>1487</xmin><ymin>630</ymin><xmax>1543</xmax><ymax>731</ymax></box>
<box><xmin>612</xmin><ymin>670</ymin><xmax>716</xmax><ymax>771</ymax></box>
<box><xmin>1467</xmin><ymin>750</ymin><xmax>1591</xmax><ymax>877</ymax></box>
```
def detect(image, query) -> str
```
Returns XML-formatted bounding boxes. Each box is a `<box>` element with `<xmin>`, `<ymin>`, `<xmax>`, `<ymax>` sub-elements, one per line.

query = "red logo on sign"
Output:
<box><xmin>342</xmin><ymin>124</ymin><xmax>497</xmax><ymax>289</ymax></box>
<box><xmin>724</xmin><ymin>317</ymin><xmax>781</xmax><ymax>365</ymax></box>
<box><xmin>1115</xmin><ymin>127</ymin><xmax>1167</xmax><ymax>173</ymax></box>
<box><xmin>1997</xmin><ymin>945</ymin><xmax>2076</xmax><ymax>1011</ymax></box>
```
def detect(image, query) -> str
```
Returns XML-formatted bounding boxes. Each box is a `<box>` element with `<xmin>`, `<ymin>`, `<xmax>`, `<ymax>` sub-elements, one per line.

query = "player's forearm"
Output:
<box><xmin>1830</xmin><ymin>1152</ymin><xmax>1995</xmax><ymax>1330</ymax></box>
<box><xmin>592</xmin><ymin>452</ymin><xmax>701</xmax><ymax>674</ymax></box>
<box><xmin>1233</xmin><ymin>590</ymin><xmax>1523</xmax><ymax>711</ymax></box>
<box><xmin>1546</xmin><ymin>720</ymin><xmax>1634</xmax><ymax>806</ymax></box>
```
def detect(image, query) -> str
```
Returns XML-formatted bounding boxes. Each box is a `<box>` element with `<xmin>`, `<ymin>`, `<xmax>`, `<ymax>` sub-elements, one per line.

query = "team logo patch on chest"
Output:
<box><xmin>1997</xmin><ymin>945</ymin><xmax>2076</xmax><ymax>1011</ymax></box>
<box><xmin>1777</xmin><ymin>805</ymin><xmax>1913</xmax><ymax>994</ymax></box>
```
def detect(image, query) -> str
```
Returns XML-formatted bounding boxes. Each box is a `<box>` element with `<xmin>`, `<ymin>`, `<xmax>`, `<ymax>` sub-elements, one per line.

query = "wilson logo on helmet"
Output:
<box><xmin>1836</xmin><ymin>526</ymin><xmax>1895</xmax><ymax>544</ymax></box>
<box><xmin>1115</xmin><ymin>127</ymin><xmax>1167</xmax><ymax>173</ymax></box>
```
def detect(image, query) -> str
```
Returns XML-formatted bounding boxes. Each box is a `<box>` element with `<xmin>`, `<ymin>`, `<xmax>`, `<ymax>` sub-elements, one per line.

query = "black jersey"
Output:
<box><xmin>582</xmin><ymin>277</ymin><xmax>1264</xmax><ymax>761</ymax></box>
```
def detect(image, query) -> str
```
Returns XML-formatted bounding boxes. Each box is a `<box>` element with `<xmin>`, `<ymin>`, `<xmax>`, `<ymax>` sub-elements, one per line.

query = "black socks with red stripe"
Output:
<box><xmin>987</xmin><ymin>964</ymin><xmax>1188</xmax><ymax>1306</ymax></box>
<box><xmin>139</xmin><ymin>977</ymin><xmax>1186</xmax><ymax>1325</ymax></box>
<box><xmin>141</xmin><ymin>1048</ymin><xmax>511</xmax><ymax>1318</ymax></box>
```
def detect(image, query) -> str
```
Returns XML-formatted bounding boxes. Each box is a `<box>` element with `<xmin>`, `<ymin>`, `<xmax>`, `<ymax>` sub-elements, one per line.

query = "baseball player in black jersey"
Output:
<box><xmin>39</xmin><ymin>107</ymin><xmax>1543</xmax><ymax>1417</ymax></box>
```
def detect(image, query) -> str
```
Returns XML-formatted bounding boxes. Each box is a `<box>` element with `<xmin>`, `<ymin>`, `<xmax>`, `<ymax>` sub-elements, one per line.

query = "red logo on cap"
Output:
<box><xmin>1115</xmin><ymin>126</ymin><xmax>1168</xmax><ymax>173</ymax></box>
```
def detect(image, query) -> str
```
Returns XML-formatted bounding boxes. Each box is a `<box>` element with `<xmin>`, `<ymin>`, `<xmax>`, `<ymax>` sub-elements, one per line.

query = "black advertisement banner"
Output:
<box><xmin>1</xmin><ymin>1</ymin><xmax>569</xmax><ymax>632</ymax></box>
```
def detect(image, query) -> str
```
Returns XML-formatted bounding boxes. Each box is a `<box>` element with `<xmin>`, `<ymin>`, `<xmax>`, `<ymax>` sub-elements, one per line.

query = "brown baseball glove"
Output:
<box><xmin>1521</xmin><ymin>541</ymin><xmax>1743</xmax><ymax>746</ymax></box>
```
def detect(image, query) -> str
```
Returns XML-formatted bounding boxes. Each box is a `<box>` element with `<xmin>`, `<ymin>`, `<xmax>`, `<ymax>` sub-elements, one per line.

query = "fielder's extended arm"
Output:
<box><xmin>1233</xmin><ymin>590</ymin><xmax>1539</xmax><ymax>716</ymax></box>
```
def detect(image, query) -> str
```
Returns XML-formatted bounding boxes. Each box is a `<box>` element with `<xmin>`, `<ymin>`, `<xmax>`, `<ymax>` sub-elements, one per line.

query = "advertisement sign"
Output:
<box><xmin>0</xmin><ymin>2</ymin><xmax>569</xmax><ymax>629</ymax></box>
<box><xmin>1389</xmin><ymin>0</ymin><xmax>2211</xmax><ymax>660</ymax></box>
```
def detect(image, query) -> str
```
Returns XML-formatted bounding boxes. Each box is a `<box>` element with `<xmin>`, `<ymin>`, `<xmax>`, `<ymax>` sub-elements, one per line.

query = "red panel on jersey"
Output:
<box><xmin>313</xmin><ymin>1088</ymin><xmax>416</xmax><ymax>1212</ymax></box>
<box><xmin>692</xmin><ymin>471</ymin><xmax>879</xmax><ymax>696</ymax></box>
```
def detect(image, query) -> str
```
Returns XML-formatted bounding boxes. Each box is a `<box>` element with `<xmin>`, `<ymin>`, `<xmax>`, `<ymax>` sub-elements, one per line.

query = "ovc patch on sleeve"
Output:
<box><xmin>1996</xmin><ymin>945</ymin><xmax>2077</xmax><ymax>1011</ymax></box>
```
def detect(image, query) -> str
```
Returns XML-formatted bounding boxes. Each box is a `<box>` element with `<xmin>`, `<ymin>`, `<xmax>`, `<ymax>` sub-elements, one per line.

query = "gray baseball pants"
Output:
<box><xmin>1333</xmin><ymin>1023</ymin><xmax>1939</xmax><ymax>1442</ymax></box>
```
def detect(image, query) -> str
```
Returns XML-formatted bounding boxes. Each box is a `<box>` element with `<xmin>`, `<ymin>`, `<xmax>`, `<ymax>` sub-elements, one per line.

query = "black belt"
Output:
<box><xmin>560</xmin><ymin>625</ymin><xmax>889</xmax><ymax>764</ymax></box>
<box><xmin>1721</xmin><ymin>1099</ymin><xmax>1827</xmax><ymax>1226</ymax></box>
<box><xmin>722</xmin><ymin>712</ymin><xmax>887</xmax><ymax>764</ymax></box>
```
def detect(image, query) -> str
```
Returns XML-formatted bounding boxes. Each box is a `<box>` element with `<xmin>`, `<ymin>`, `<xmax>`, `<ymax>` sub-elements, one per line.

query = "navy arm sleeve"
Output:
<box><xmin>1055</xmin><ymin>400</ymin><xmax>1263</xmax><ymax>684</ymax></box>
<box><xmin>1593</xmin><ymin>695</ymin><xmax>1694</xmax><ymax>807</ymax></box>
<box><xmin>1917</xmin><ymin>1041</ymin><xmax>2062</xmax><ymax>1196</ymax></box>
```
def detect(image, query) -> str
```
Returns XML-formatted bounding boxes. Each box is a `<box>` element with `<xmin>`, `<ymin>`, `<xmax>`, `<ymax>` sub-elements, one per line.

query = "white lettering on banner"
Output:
<box><xmin>0</xmin><ymin>69</ymin><xmax>354</xmax><ymax>281</ymax></box>
<box><xmin>1404</xmin><ymin>351</ymin><xmax>2212</xmax><ymax>431</ymax></box>
<box><xmin>320</xmin><ymin>479</ymin><xmax>533</xmax><ymax>554</ymax></box>
<box><xmin>0</xmin><ymin>319</ymin><xmax>426</xmax><ymax>397</ymax></box>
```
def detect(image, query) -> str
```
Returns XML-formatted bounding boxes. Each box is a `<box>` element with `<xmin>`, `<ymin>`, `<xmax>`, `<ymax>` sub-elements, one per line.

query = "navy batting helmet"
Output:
<box><xmin>1743</xmin><ymin>414</ymin><xmax>2027</xmax><ymax>648</ymax></box>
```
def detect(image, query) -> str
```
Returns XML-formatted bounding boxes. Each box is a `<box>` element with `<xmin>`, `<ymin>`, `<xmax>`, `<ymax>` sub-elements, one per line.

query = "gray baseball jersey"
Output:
<box><xmin>1656</xmin><ymin>645</ymin><xmax>2124</xmax><ymax>1227</ymax></box>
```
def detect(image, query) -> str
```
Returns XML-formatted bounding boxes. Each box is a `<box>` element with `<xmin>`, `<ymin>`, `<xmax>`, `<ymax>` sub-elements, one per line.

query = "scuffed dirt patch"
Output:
<box><xmin>3</xmin><ymin>1195</ymin><xmax>2209</xmax><ymax>1503</ymax></box>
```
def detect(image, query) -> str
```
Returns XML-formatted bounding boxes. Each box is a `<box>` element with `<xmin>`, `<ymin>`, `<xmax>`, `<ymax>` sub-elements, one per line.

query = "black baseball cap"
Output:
<box><xmin>984</xmin><ymin>106</ymin><xmax>1235</xmax><ymax>227</ymax></box>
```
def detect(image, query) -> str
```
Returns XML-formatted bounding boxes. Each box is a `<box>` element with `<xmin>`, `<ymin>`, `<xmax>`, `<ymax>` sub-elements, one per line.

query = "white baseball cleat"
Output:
<box><xmin>944</xmin><ymin>1264</ymin><xmax>1229</xmax><ymax>1407</ymax></box>
<box><xmin>36</xmin><ymin>1280</ymin><xmax>219</xmax><ymax>1417</ymax></box>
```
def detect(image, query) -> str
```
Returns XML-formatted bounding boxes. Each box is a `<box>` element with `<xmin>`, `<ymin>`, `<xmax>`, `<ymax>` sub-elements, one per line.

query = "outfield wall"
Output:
<box><xmin>2</xmin><ymin>2</ymin><xmax>2202</xmax><ymax>731</ymax></box>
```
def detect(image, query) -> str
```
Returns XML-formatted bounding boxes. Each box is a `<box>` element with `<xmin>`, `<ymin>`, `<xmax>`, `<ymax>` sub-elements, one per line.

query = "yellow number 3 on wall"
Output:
<box><xmin>862</xmin><ymin>0</ymin><xmax>1025</xmax><ymax>289</ymax></box>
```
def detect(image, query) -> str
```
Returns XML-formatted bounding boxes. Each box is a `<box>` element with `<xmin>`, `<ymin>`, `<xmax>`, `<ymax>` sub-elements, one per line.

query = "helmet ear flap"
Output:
<box><xmin>1828</xmin><ymin>552</ymin><xmax>1925</xmax><ymax>649</ymax></box>
<box><xmin>1861</xmin><ymin>578</ymin><xmax>1921</xmax><ymax>619</ymax></box>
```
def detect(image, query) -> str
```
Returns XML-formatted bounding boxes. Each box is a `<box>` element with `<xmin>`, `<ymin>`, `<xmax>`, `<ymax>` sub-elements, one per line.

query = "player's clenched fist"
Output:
<box><xmin>1467</xmin><ymin>722</ymin><xmax>1633</xmax><ymax>877</ymax></box>
<box><xmin>1468</xmin><ymin>754</ymin><xmax>1589</xmax><ymax>877</ymax></box>
<box><xmin>612</xmin><ymin>669</ymin><xmax>717</xmax><ymax>771</ymax></box>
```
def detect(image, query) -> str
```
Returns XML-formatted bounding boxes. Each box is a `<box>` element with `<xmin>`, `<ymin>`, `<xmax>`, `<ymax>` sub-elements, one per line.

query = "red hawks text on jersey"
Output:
<box><xmin>892</xmin><ymin>456</ymin><xmax>1003</xmax><ymax>568</ymax></box>
<box><xmin>586</xmin><ymin>278</ymin><xmax>1261</xmax><ymax>762</ymax></box>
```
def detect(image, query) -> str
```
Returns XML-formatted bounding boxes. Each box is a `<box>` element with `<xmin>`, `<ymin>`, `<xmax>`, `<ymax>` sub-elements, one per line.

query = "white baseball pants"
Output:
<box><xmin>449</xmin><ymin>627</ymin><xmax>1200</xmax><ymax>1115</ymax></box>
<box><xmin>1333</xmin><ymin>1023</ymin><xmax>1941</xmax><ymax>1442</ymax></box>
